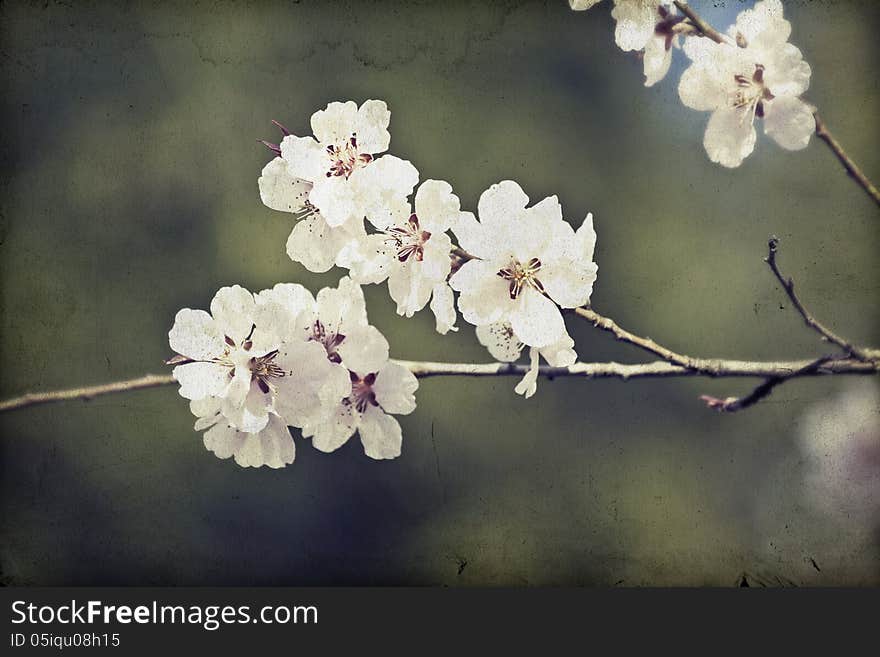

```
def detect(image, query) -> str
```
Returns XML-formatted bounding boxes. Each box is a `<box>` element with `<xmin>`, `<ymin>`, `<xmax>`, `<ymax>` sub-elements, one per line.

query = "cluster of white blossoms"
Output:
<box><xmin>570</xmin><ymin>0</ymin><xmax>815</xmax><ymax>167</ymax></box>
<box><xmin>168</xmin><ymin>278</ymin><xmax>418</xmax><ymax>468</ymax></box>
<box><xmin>173</xmin><ymin>96</ymin><xmax>599</xmax><ymax>467</ymax></box>
<box><xmin>258</xmin><ymin>100</ymin><xmax>599</xmax><ymax>402</ymax></box>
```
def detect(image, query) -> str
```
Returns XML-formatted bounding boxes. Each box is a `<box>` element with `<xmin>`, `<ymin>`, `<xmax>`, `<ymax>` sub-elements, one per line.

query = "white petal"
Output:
<box><xmin>303</xmin><ymin>401</ymin><xmax>358</xmax><ymax>453</ymax></box>
<box><xmin>509</xmin><ymin>287</ymin><xmax>566</xmax><ymax>348</ymax></box>
<box><xmin>355</xmin><ymin>99</ymin><xmax>391</xmax><ymax>154</ymax></box>
<box><xmin>210</xmin><ymin>285</ymin><xmax>256</xmax><ymax>343</ymax></box>
<box><xmin>477</xmin><ymin>180</ymin><xmax>529</xmax><ymax>232</ymax></box>
<box><xmin>286</xmin><ymin>214</ymin><xmax>358</xmax><ymax>273</ymax></box>
<box><xmin>569</xmin><ymin>0</ymin><xmax>603</xmax><ymax>9</ymax></box>
<box><xmin>308</xmin><ymin>175</ymin><xmax>361</xmax><ymax>228</ymax></box>
<box><xmin>280</xmin><ymin>135</ymin><xmax>327</xmax><ymax>182</ymax></box>
<box><xmin>449</xmin><ymin>210</ymin><xmax>492</xmax><ymax>260</ymax></box>
<box><xmin>540</xmin><ymin>259</ymin><xmax>598</xmax><ymax>308</ymax></box>
<box><xmin>388</xmin><ymin>265</ymin><xmax>435</xmax><ymax>317</ymax></box>
<box><xmin>678</xmin><ymin>61</ymin><xmax>726</xmax><ymax>112</ymax></box>
<box><xmin>203</xmin><ymin>414</ymin><xmax>294</xmax><ymax>469</ymax></box>
<box><xmin>573</xmin><ymin>212</ymin><xmax>597</xmax><ymax>263</ymax></box>
<box><xmin>764</xmin><ymin>43</ymin><xmax>811</xmax><ymax>98</ymax></box>
<box><xmin>703</xmin><ymin>106</ymin><xmax>757</xmax><ymax>168</ymax></box>
<box><xmin>173</xmin><ymin>361</ymin><xmax>229</xmax><ymax>400</ymax></box>
<box><xmin>763</xmin><ymin>96</ymin><xmax>814</xmax><ymax>151</ymax></box>
<box><xmin>273</xmin><ymin>340</ymin><xmax>351</xmax><ymax>427</ymax></box>
<box><xmin>316</xmin><ymin>276</ymin><xmax>368</xmax><ymax>335</ymax></box>
<box><xmin>373</xmin><ymin>362</ymin><xmax>418</xmax><ymax>415</ymax></box>
<box><xmin>190</xmin><ymin>397</ymin><xmax>222</xmax><ymax>431</ymax></box>
<box><xmin>643</xmin><ymin>33</ymin><xmax>673</xmax><ymax>87</ymax></box>
<box><xmin>337</xmin><ymin>325</ymin><xmax>390</xmax><ymax>376</ymax></box>
<box><xmin>513</xmin><ymin>347</ymin><xmax>540</xmax><ymax>399</ymax></box>
<box><xmin>611</xmin><ymin>0</ymin><xmax>657</xmax><ymax>52</ymax></box>
<box><xmin>449</xmin><ymin>259</ymin><xmax>512</xmax><ymax>327</ymax></box>
<box><xmin>344</xmin><ymin>233</ymin><xmax>395</xmax><ymax>284</ymax></box>
<box><xmin>430</xmin><ymin>282</ymin><xmax>458</xmax><ymax>335</ymax></box>
<box><xmin>203</xmin><ymin>422</ymin><xmax>246</xmax><ymax>461</ymax></box>
<box><xmin>310</xmin><ymin>100</ymin><xmax>359</xmax><ymax>146</ymax></box>
<box><xmin>221</xmin><ymin>378</ymin><xmax>271</xmax><ymax>434</ymax></box>
<box><xmin>476</xmin><ymin>321</ymin><xmax>524</xmax><ymax>362</ymax></box>
<box><xmin>414</xmin><ymin>179</ymin><xmax>460</xmax><ymax>233</ymax></box>
<box><xmin>168</xmin><ymin>308</ymin><xmax>225</xmax><ymax>360</ymax></box>
<box><xmin>540</xmin><ymin>332</ymin><xmax>577</xmax><ymax>367</ymax></box>
<box><xmin>353</xmin><ymin>155</ymin><xmax>419</xmax><ymax>219</ymax></box>
<box><xmin>359</xmin><ymin>405</ymin><xmax>403</xmax><ymax>460</ymax></box>
<box><xmin>734</xmin><ymin>0</ymin><xmax>790</xmax><ymax>50</ymax></box>
<box><xmin>258</xmin><ymin>157</ymin><xmax>311</xmax><ymax>213</ymax></box>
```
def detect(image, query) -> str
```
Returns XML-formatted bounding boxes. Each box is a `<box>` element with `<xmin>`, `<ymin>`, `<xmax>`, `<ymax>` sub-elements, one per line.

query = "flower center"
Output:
<box><xmin>385</xmin><ymin>213</ymin><xmax>432</xmax><ymax>262</ymax></box>
<box><xmin>497</xmin><ymin>257</ymin><xmax>544</xmax><ymax>300</ymax></box>
<box><xmin>326</xmin><ymin>133</ymin><xmax>373</xmax><ymax>179</ymax></box>
<box><xmin>309</xmin><ymin>320</ymin><xmax>346</xmax><ymax>363</ymax></box>
<box><xmin>349</xmin><ymin>371</ymin><xmax>379</xmax><ymax>413</ymax></box>
<box><xmin>731</xmin><ymin>64</ymin><xmax>774</xmax><ymax>121</ymax></box>
<box><xmin>249</xmin><ymin>350</ymin><xmax>284</xmax><ymax>394</ymax></box>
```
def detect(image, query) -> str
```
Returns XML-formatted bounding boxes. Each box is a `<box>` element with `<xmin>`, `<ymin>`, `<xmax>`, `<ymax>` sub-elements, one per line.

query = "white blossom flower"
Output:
<box><xmin>476</xmin><ymin>321</ymin><xmax>577</xmax><ymax>398</ymax></box>
<box><xmin>678</xmin><ymin>0</ymin><xmax>814</xmax><ymax>167</ymax></box>
<box><xmin>190</xmin><ymin>398</ymin><xmax>296</xmax><ymax>469</ymax></box>
<box><xmin>168</xmin><ymin>284</ymin><xmax>351</xmax><ymax>433</ymax></box>
<box><xmin>345</xmin><ymin>179</ymin><xmax>463</xmax><ymax>333</ymax></box>
<box><xmin>258</xmin><ymin>155</ymin><xmax>368</xmax><ymax>273</ymax></box>
<box><xmin>569</xmin><ymin>1</ymin><xmax>681</xmax><ymax>86</ymax></box>
<box><xmin>294</xmin><ymin>278</ymin><xmax>419</xmax><ymax>460</ymax></box>
<box><xmin>449</xmin><ymin>180</ymin><xmax>598</xmax><ymax>349</ymax></box>
<box><xmin>279</xmin><ymin>100</ymin><xmax>418</xmax><ymax>229</ymax></box>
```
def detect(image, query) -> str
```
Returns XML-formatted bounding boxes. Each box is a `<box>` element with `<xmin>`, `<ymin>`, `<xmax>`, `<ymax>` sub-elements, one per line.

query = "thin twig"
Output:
<box><xmin>0</xmin><ymin>374</ymin><xmax>176</xmax><ymax>413</ymax></box>
<box><xmin>0</xmin><ymin>357</ymin><xmax>876</xmax><ymax>415</ymax></box>
<box><xmin>764</xmin><ymin>236</ymin><xmax>869</xmax><ymax>361</ymax></box>
<box><xmin>814</xmin><ymin>113</ymin><xmax>880</xmax><ymax>207</ymax></box>
<box><xmin>700</xmin><ymin>355</ymin><xmax>835</xmax><ymax>413</ymax></box>
<box><xmin>673</xmin><ymin>1</ymin><xmax>726</xmax><ymax>44</ymax></box>
<box><xmin>572</xmin><ymin>307</ymin><xmax>697</xmax><ymax>370</ymax></box>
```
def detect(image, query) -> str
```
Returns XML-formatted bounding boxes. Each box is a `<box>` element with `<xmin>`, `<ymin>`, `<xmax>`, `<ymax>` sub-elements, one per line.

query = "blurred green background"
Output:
<box><xmin>1</xmin><ymin>0</ymin><xmax>878</xmax><ymax>586</ymax></box>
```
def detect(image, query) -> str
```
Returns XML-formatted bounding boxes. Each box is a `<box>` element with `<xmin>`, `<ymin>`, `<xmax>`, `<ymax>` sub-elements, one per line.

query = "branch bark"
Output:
<box><xmin>0</xmin><ymin>357</ymin><xmax>876</xmax><ymax>415</ymax></box>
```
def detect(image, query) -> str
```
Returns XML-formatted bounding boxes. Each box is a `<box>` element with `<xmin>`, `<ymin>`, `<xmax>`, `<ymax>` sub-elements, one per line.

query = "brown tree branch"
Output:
<box><xmin>673</xmin><ymin>1</ymin><xmax>726</xmax><ymax>45</ymax></box>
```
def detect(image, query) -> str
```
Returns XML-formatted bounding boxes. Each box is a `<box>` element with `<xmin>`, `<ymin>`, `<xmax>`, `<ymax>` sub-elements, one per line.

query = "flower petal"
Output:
<box><xmin>703</xmin><ymin>106</ymin><xmax>757</xmax><ymax>168</ymax></box>
<box><xmin>414</xmin><ymin>179</ymin><xmax>460</xmax><ymax>233</ymax></box>
<box><xmin>210</xmin><ymin>285</ymin><xmax>257</xmax><ymax>344</ymax></box>
<box><xmin>477</xmin><ymin>180</ymin><xmax>529</xmax><ymax>233</ymax></box>
<box><xmin>449</xmin><ymin>259</ymin><xmax>512</xmax><ymax>326</ymax></box>
<box><xmin>611</xmin><ymin>0</ymin><xmax>657</xmax><ymax>52</ymax></box>
<box><xmin>355</xmin><ymin>99</ymin><xmax>391</xmax><ymax>154</ymax></box>
<box><xmin>286</xmin><ymin>214</ymin><xmax>360</xmax><ymax>273</ymax></box>
<box><xmin>359</xmin><ymin>405</ymin><xmax>403</xmax><ymax>460</ymax></box>
<box><xmin>173</xmin><ymin>361</ymin><xmax>230</xmax><ymax>400</ymax></box>
<box><xmin>258</xmin><ymin>157</ymin><xmax>311</xmax><ymax>213</ymax></box>
<box><xmin>310</xmin><ymin>100</ymin><xmax>359</xmax><ymax>146</ymax></box>
<box><xmin>763</xmin><ymin>96</ymin><xmax>814</xmax><ymax>152</ymax></box>
<box><xmin>540</xmin><ymin>259</ymin><xmax>598</xmax><ymax>308</ymax></box>
<box><xmin>303</xmin><ymin>401</ymin><xmax>359</xmax><ymax>453</ymax></box>
<box><xmin>168</xmin><ymin>308</ymin><xmax>225</xmax><ymax>360</ymax></box>
<box><xmin>476</xmin><ymin>321</ymin><xmax>524</xmax><ymax>362</ymax></box>
<box><xmin>373</xmin><ymin>361</ymin><xmax>418</xmax><ymax>415</ymax></box>
<box><xmin>273</xmin><ymin>340</ymin><xmax>351</xmax><ymax>427</ymax></box>
<box><xmin>449</xmin><ymin>210</ymin><xmax>492</xmax><ymax>259</ymax></box>
<box><xmin>337</xmin><ymin>325</ymin><xmax>390</xmax><ymax>376</ymax></box>
<box><xmin>429</xmin><ymin>282</ymin><xmax>458</xmax><ymax>335</ymax></box>
<box><xmin>509</xmin><ymin>286</ymin><xmax>566</xmax><ymax>348</ymax></box>
<box><xmin>387</xmin><ymin>265</ymin><xmax>435</xmax><ymax>317</ymax></box>
<box><xmin>280</xmin><ymin>135</ymin><xmax>327</xmax><ymax>182</ymax></box>
<box><xmin>643</xmin><ymin>33</ymin><xmax>674</xmax><ymax>88</ymax></box>
<box><xmin>513</xmin><ymin>347</ymin><xmax>540</xmax><ymax>399</ymax></box>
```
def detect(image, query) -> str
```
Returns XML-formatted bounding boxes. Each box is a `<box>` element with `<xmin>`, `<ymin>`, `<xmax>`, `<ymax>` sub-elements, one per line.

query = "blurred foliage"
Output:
<box><xmin>1</xmin><ymin>0</ymin><xmax>878</xmax><ymax>585</ymax></box>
